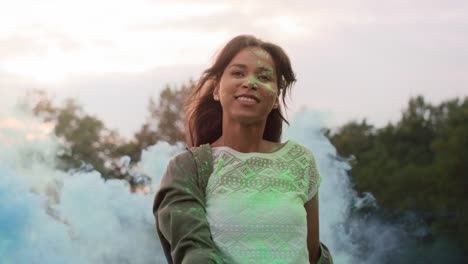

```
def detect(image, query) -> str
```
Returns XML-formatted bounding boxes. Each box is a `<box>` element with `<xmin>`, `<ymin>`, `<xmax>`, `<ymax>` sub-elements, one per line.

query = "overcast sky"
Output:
<box><xmin>1</xmin><ymin>0</ymin><xmax>467</xmax><ymax>139</ymax></box>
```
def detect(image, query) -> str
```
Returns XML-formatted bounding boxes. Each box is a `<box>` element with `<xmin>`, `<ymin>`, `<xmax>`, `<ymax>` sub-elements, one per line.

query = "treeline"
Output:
<box><xmin>21</xmin><ymin>82</ymin><xmax>190</xmax><ymax>187</ymax></box>
<box><xmin>23</xmin><ymin>85</ymin><xmax>467</xmax><ymax>254</ymax></box>
<box><xmin>325</xmin><ymin>95</ymin><xmax>468</xmax><ymax>254</ymax></box>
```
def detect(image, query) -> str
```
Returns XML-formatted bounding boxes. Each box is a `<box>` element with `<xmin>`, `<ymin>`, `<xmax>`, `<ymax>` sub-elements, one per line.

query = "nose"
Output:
<box><xmin>242</xmin><ymin>78</ymin><xmax>258</xmax><ymax>90</ymax></box>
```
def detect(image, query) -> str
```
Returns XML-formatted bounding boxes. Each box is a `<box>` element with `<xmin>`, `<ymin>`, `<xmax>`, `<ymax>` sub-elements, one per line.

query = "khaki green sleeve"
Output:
<box><xmin>153</xmin><ymin>151</ymin><xmax>223</xmax><ymax>264</ymax></box>
<box><xmin>316</xmin><ymin>242</ymin><xmax>334</xmax><ymax>264</ymax></box>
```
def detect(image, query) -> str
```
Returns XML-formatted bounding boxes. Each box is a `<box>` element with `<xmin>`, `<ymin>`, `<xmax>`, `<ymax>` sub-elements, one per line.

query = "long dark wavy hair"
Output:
<box><xmin>184</xmin><ymin>35</ymin><xmax>296</xmax><ymax>148</ymax></box>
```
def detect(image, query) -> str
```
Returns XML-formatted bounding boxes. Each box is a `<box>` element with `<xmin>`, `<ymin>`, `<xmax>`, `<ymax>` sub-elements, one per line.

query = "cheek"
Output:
<box><xmin>258</xmin><ymin>81</ymin><xmax>278</xmax><ymax>94</ymax></box>
<box><xmin>217</xmin><ymin>87</ymin><xmax>233</xmax><ymax>99</ymax></box>
<box><xmin>219</xmin><ymin>79</ymin><xmax>241</xmax><ymax>96</ymax></box>
<box><xmin>260</xmin><ymin>85</ymin><xmax>278</xmax><ymax>98</ymax></box>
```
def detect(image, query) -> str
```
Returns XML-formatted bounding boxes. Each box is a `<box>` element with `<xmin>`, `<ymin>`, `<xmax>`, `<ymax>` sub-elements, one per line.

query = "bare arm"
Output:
<box><xmin>305</xmin><ymin>193</ymin><xmax>320</xmax><ymax>263</ymax></box>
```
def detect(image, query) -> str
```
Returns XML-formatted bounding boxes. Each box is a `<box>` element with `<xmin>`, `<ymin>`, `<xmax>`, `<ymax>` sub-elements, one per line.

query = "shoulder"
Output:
<box><xmin>288</xmin><ymin>140</ymin><xmax>314</xmax><ymax>154</ymax></box>
<box><xmin>166</xmin><ymin>149</ymin><xmax>196</xmax><ymax>171</ymax></box>
<box><xmin>166</xmin><ymin>143</ymin><xmax>212</xmax><ymax>170</ymax></box>
<box><xmin>159</xmin><ymin>149</ymin><xmax>198</xmax><ymax>186</ymax></box>
<box><xmin>170</xmin><ymin>149</ymin><xmax>193</xmax><ymax>161</ymax></box>
<box><xmin>287</xmin><ymin>140</ymin><xmax>319</xmax><ymax>163</ymax></box>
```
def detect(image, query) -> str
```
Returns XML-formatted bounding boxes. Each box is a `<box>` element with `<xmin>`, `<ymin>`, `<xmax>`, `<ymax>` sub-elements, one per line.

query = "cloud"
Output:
<box><xmin>0</xmin><ymin>30</ymin><xmax>82</xmax><ymax>60</ymax></box>
<box><xmin>1</xmin><ymin>0</ymin><xmax>467</xmax><ymax>137</ymax></box>
<box><xmin>0</xmin><ymin>65</ymin><xmax>204</xmax><ymax>139</ymax></box>
<box><xmin>0</xmin><ymin>35</ymin><xmax>48</xmax><ymax>60</ymax></box>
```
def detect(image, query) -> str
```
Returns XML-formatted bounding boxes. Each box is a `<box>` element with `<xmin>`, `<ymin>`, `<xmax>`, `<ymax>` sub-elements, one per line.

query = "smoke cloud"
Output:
<box><xmin>1</xmin><ymin>108</ymin><xmax>461</xmax><ymax>263</ymax></box>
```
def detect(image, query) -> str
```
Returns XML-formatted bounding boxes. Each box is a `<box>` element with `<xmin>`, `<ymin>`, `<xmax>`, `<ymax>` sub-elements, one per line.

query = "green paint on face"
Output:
<box><xmin>256</xmin><ymin>60</ymin><xmax>264</xmax><ymax>67</ymax></box>
<box><xmin>226</xmin><ymin>48</ymin><xmax>278</xmax><ymax>96</ymax></box>
<box><xmin>254</xmin><ymin>49</ymin><xmax>271</xmax><ymax>60</ymax></box>
<box><xmin>242</xmin><ymin>66</ymin><xmax>276</xmax><ymax>95</ymax></box>
<box><xmin>249</xmin><ymin>50</ymin><xmax>277</xmax><ymax>94</ymax></box>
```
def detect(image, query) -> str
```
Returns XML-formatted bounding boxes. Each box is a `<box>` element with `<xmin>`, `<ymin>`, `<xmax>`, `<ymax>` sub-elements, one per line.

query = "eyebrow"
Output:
<box><xmin>230</xmin><ymin>63</ymin><xmax>274</xmax><ymax>73</ymax></box>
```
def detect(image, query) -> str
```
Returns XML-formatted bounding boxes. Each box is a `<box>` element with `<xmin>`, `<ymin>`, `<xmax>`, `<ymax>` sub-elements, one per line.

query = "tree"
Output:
<box><xmin>327</xmin><ymin>95</ymin><xmax>468</xmax><ymax>255</ymax></box>
<box><xmin>22</xmin><ymin>90</ymin><xmax>129</xmax><ymax>180</ymax></box>
<box><xmin>326</xmin><ymin>119</ymin><xmax>375</xmax><ymax>159</ymax></box>
<box><xmin>430</xmin><ymin>97</ymin><xmax>468</xmax><ymax>249</ymax></box>
<box><xmin>133</xmin><ymin>81</ymin><xmax>193</xmax><ymax>151</ymax></box>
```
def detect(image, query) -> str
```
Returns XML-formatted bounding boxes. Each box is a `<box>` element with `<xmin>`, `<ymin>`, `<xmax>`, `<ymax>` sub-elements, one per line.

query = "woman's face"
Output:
<box><xmin>213</xmin><ymin>47</ymin><xmax>279</xmax><ymax>125</ymax></box>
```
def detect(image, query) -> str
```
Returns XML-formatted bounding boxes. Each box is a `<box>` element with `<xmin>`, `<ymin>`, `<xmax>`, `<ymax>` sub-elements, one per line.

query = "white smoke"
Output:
<box><xmin>285</xmin><ymin>110</ymin><xmax>405</xmax><ymax>263</ymax></box>
<box><xmin>0</xmin><ymin>109</ymin><xmax>167</xmax><ymax>264</ymax></box>
<box><xmin>1</xmin><ymin>106</ymin><xmax>437</xmax><ymax>264</ymax></box>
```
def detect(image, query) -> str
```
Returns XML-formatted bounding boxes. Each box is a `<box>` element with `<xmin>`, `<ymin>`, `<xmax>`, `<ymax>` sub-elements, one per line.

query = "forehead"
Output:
<box><xmin>229</xmin><ymin>47</ymin><xmax>275</xmax><ymax>70</ymax></box>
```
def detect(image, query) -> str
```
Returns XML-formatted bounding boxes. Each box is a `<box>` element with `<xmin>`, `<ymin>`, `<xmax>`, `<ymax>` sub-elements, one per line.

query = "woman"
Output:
<box><xmin>154</xmin><ymin>35</ymin><xmax>332</xmax><ymax>264</ymax></box>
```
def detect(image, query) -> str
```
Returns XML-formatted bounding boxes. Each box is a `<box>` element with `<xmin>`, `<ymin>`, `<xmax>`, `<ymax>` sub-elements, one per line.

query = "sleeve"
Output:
<box><xmin>153</xmin><ymin>152</ymin><xmax>224</xmax><ymax>264</ymax></box>
<box><xmin>307</xmin><ymin>149</ymin><xmax>322</xmax><ymax>201</ymax></box>
<box><xmin>316</xmin><ymin>242</ymin><xmax>334</xmax><ymax>264</ymax></box>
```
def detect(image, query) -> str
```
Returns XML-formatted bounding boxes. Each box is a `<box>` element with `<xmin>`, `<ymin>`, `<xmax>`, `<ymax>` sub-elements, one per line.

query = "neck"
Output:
<box><xmin>215</xmin><ymin>118</ymin><xmax>267</xmax><ymax>153</ymax></box>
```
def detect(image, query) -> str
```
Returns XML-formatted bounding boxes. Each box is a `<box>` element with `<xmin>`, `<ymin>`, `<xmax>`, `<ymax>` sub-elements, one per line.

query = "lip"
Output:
<box><xmin>235</xmin><ymin>94</ymin><xmax>260</xmax><ymax>103</ymax></box>
<box><xmin>236</xmin><ymin>97</ymin><xmax>258</xmax><ymax>106</ymax></box>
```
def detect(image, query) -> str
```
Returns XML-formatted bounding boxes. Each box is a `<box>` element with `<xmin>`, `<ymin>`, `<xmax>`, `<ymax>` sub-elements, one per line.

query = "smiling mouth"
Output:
<box><xmin>235</xmin><ymin>95</ymin><xmax>260</xmax><ymax>103</ymax></box>
<box><xmin>236</xmin><ymin>96</ymin><xmax>259</xmax><ymax>103</ymax></box>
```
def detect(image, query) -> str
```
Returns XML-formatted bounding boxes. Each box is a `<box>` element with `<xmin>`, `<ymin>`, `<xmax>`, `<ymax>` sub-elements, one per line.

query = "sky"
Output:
<box><xmin>1</xmin><ymin>0</ymin><xmax>467</xmax><ymax>139</ymax></box>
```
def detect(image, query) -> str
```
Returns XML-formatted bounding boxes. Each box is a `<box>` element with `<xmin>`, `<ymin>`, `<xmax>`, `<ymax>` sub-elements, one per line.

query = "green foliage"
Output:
<box><xmin>23</xmin><ymin>90</ymin><xmax>130</xmax><ymax>181</ymax></box>
<box><xmin>327</xmin><ymin>119</ymin><xmax>375</xmax><ymax>158</ymax></box>
<box><xmin>22</xmin><ymin>81</ymin><xmax>193</xmax><ymax>185</ymax></box>
<box><xmin>152</xmin><ymin>84</ymin><xmax>189</xmax><ymax>144</ymax></box>
<box><xmin>327</xmin><ymin>95</ymin><xmax>468</xmax><ymax>252</ymax></box>
<box><xmin>128</xmin><ymin>82</ymin><xmax>192</xmax><ymax>160</ymax></box>
<box><xmin>142</xmin><ymin>82</ymin><xmax>192</xmax><ymax>144</ymax></box>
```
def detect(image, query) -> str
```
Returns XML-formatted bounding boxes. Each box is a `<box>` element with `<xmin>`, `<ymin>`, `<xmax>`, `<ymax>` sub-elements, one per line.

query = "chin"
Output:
<box><xmin>230</xmin><ymin>114</ymin><xmax>267</xmax><ymax>125</ymax></box>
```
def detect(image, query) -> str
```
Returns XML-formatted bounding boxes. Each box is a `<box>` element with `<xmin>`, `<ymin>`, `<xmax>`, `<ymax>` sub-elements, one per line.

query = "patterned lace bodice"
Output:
<box><xmin>205</xmin><ymin>140</ymin><xmax>321</xmax><ymax>264</ymax></box>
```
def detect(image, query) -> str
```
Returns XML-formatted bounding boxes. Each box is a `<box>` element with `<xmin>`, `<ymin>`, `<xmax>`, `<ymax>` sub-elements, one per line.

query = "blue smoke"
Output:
<box><xmin>0</xmin><ymin>109</ymin><xmax>461</xmax><ymax>263</ymax></box>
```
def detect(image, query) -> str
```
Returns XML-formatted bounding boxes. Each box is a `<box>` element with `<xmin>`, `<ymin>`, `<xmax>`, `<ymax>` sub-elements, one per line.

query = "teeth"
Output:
<box><xmin>237</xmin><ymin>96</ymin><xmax>256</xmax><ymax>102</ymax></box>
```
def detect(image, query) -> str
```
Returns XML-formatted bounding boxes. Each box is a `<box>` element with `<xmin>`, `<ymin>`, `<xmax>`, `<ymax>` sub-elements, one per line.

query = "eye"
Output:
<box><xmin>231</xmin><ymin>71</ymin><xmax>244</xmax><ymax>77</ymax></box>
<box><xmin>258</xmin><ymin>75</ymin><xmax>271</xmax><ymax>82</ymax></box>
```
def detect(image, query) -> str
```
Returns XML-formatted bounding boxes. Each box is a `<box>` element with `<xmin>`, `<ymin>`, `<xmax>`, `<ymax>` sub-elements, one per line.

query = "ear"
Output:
<box><xmin>213</xmin><ymin>81</ymin><xmax>220</xmax><ymax>101</ymax></box>
<box><xmin>273</xmin><ymin>95</ymin><xmax>279</xmax><ymax>109</ymax></box>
